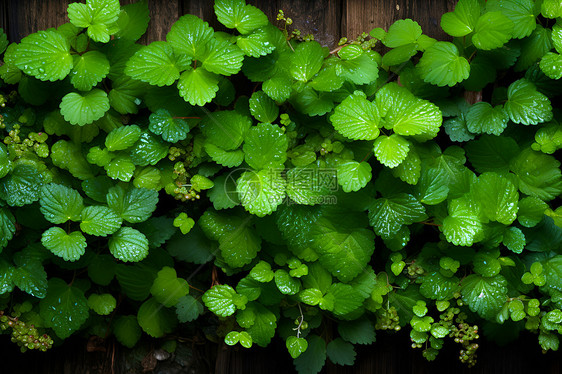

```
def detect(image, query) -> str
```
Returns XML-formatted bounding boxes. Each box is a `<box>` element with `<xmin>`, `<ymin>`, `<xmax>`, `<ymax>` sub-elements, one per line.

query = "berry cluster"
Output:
<box><xmin>438</xmin><ymin>306</ymin><xmax>479</xmax><ymax>367</ymax></box>
<box><xmin>3</xmin><ymin>124</ymin><xmax>49</xmax><ymax>158</ymax></box>
<box><xmin>375</xmin><ymin>306</ymin><xmax>401</xmax><ymax>331</ymax></box>
<box><xmin>407</xmin><ymin>262</ymin><xmax>424</xmax><ymax>277</ymax></box>
<box><xmin>0</xmin><ymin>312</ymin><xmax>53</xmax><ymax>352</ymax></box>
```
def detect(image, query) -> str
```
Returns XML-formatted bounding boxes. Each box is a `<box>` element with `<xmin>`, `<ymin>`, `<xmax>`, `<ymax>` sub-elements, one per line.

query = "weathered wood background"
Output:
<box><xmin>0</xmin><ymin>0</ymin><xmax>456</xmax><ymax>47</ymax></box>
<box><xmin>5</xmin><ymin>0</ymin><xmax>562</xmax><ymax>373</ymax></box>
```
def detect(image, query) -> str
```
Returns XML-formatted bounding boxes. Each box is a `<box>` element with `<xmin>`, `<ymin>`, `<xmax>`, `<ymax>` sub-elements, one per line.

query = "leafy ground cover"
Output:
<box><xmin>1</xmin><ymin>0</ymin><xmax>562</xmax><ymax>372</ymax></box>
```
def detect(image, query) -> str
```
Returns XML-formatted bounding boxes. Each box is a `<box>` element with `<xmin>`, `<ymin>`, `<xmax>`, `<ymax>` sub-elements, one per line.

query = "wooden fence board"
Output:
<box><xmin>3</xmin><ymin>0</ymin><xmax>455</xmax><ymax>47</ymax></box>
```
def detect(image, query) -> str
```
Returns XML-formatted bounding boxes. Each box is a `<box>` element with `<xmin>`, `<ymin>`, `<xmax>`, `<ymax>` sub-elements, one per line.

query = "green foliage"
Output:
<box><xmin>2</xmin><ymin>0</ymin><xmax>562</xmax><ymax>371</ymax></box>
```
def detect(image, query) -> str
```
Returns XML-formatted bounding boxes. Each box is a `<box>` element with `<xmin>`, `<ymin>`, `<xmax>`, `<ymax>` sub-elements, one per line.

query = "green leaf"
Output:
<box><xmin>115</xmin><ymin>0</ymin><xmax>149</xmax><ymax>41</ymax></box>
<box><xmin>542</xmin><ymin>0</ymin><xmax>562</xmax><ymax>18</ymax></box>
<box><xmin>88</xmin><ymin>254</ymin><xmax>116</xmax><ymax>286</ymax></box>
<box><xmin>67</xmin><ymin>0</ymin><xmax>120</xmax><ymax>42</ymax></box>
<box><xmin>0</xmin><ymin>144</ymin><xmax>11</xmax><ymax>179</ymax></box>
<box><xmin>201</xmin><ymin>38</ymin><xmax>244</xmax><ymax>76</ymax></box>
<box><xmin>166</xmin><ymin>14</ymin><xmax>214</xmax><ymax>58</ymax></box>
<box><xmin>274</xmin><ymin>269</ymin><xmax>300</xmax><ymax>295</ymax></box>
<box><xmin>510</xmin><ymin>148</ymin><xmax>562</xmax><ymax>201</ymax></box>
<box><xmin>237</xmin><ymin>169</ymin><xmax>287</xmax><ymax>217</ymax></box>
<box><xmin>444</xmin><ymin>116</ymin><xmax>474</xmax><ymax>142</ymax></box>
<box><xmin>465</xmin><ymin>135</ymin><xmax>519</xmax><ymax>174</ymax></box>
<box><xmin>540</xmin><ymin>52</ymin><xmax>562</xmax><ymax>80</ymax></box>
<box><xmin>373</xmin><ymin>134</ymin><xmax>411</xmax><ymax>168</ymax></box>
<box><xmin>150</xmin><ymin>266</ymin><xmax>189</xmax><ymax>307</ymax></box>
<box><xmin>112</xmin><ymin>315</ymin><xmax>141</xmax><ymax>348</ymax></box>
<box><xmin>107</xmin><ymin>185</ymin><xmax>158</xmax><ymax>223</ymax></box>
<box><xmin>249</xmin><ymin>91</ymin><xmax>279</xmax><ymax>123</ymax></box>
<box><xmin>128</xmin><ymin>131</ymin><xmax>169</xmax><ymax>166</ymax></box>
<box><xmin>287</xmin><ymin>336</ymin><xmax>308</xmax><ymax>359</ymax></box>
<box><xmin>41</xmin><ymin>227</ymin><xmax>87</xmax><ymax>262</ymax></box>
<box><xmin>199</xmin><ymin>210</ymin><xmax>260</xmax><ymax>267</ymax></box>
<box><xmin>205</xmin><ymin>144</ymin><xmax>245</xmax><ymax>168</ymax></box>
<box><xmin>0</xmin><ymin>28</ymin><xmax>8</xmax><ymax>54</ymax></box>
<box><xmin>383</xmin><ymin>19</ymin><xmax>422</xmax><ymax>48</ymax></box>
<box><xmin>381</xmin><ymin>43</ymin><xmax>418</xmax><ymax>66</ymax></box>
<box><xmin>149</xmin><ymin>109</ymin><xmax>190</xmax><ymax>143</ymax></box>
<box><xmin>39</xmin><ymin>278</ymin><xmax>89</xmax><ymax>338</ymax></box>
<box><xmin>473</xmin><ymin>172</ymin><xmax>519</xmax><ymax>224</ymax></box>
<box><xmin>0</xmin><ymin>259</ymin><xmax>14</xmax><ymax>294</ymax></box>
<box><xmin>173</xmin><ymin>213</ymin><xmax>195</xmax><ymax>234</ymax></box>
<box><xmin>417</xmin><ymin>41</ymin><xmax>470</xmax><ymax>87</ymax></box>
<box><xmin>440</xmin><ymin>0</ymin><xmax>480</xmax><ymax>37</ymax></box>
<box><xmin>327</xmin><ymin>338</ymin><xmax>356</xmax><ymax>366</ymax></box>
<box><xmin>461</xmin><ymin>274</ymin><xmax>507</xmax><ymax>319</ymax></box>
<box><xmin>515</xmin><ymin>25</ymin><xmax>552</xmax><ymax>71</ymax></box>
<box><xmin>376</xmin><ymin>83</ymin><xmax>442</xmax><ymax>138</ymax></box>
<box><xmin>109</xmin><ymin>76</ymin><xmax>145</xmax><ymax>114</ymax></box>
<box><xmin>327</xmin><ymin>283</ymin><xmax>363</xmax><ymax>315</ymax></box>
<box><xmin>294</xmin><ymin>335</ymin><xmax>326</xmax><ymax>374</ymax></box>
<box><xmin>105</xmin><ymin>125</ymin><xmax>142</xmax><ymax>151</ymax></box>
<box><xmin>336</xmin><ymin>161</ymin><xmax>372</xmax><ymax>193</ymax></box>
<box><xmin>88</xmin><ymin>293</ymin><xmax>116</xmax><ymax>315</ymax></box>
<box><xmin>442</xmin><ymin>197</ymin><xmax>482</xmax><ymax>246</ymax></box>
<box><xmin>472</xmin><ymin>12</ymin><xmax>513</xmax><ymax>50</ymax></box>
<box><xmin>201</xmin><ymin>110</ymin><xmax>252</xmax><ymax>151</ymax></box>
<box><xmin>504</xmin><ymin>79</ymin><xmax>552</xmax><ymax>125</ymax></box>
<box><xmin>60</xmin><ymin>89</ymin><xmax>110</xmax><ymax>126</ymax></box>
<box><xmin>178</xmin><ymin>67</ymin><xmax>219</xmax><ymax>106</ymax></box>
<box><xmin>13</xmin><ymin>261</ymin><xmax>48</xmax><ymax>298</ymax></box>
<box><xmin>0</xmin><ymin>162</ymin><xmax>45</xmax><ymax>206</ymax></box>
<box><xmin>87</xmin><ymin>146</ymin><xmax>114</xmax><ymax>167</ymax></box>
<box><xmin>70</xmin><ymin>51</ymin><xmax>110</xmax><ymax>91</ymax></box>
<box><xmin>236</xmin><ymin>27</ymin><xmax>277</xmax><ymax>57</ymax></box>
<box><xmin>518</xmin><ymin>196</ymin><xmax>547</xmax><ymax>227</ymax></box>
<box><xmin>415</xmin><ymin>167</ymin><xmax>449</xmax><ymax>205</ymax></box>
<box><xmin>243</xmin><ymin>123</ymin><xmax>288</xmax><ymax>170</ymax></box>
<box><xmin>486</xmin><ymin>0</ymin><xmax>536</xmax><ymax>39</ymax></box>
<box><xmin>473</xmin><ymin>249</ymin><xmax>501</xmax><ymax>277</ymax></box>
<box><xmin>336</xmin><ymin>53</ymin><xmax>379</xmax><ymax>85</ymax></box>
<box><xmin>330</xmin><ymin>91</ymin><xmax>380</xmax><ymax>141</ymax></box>
<box><xmin>176</xmin><ymin>295</ymin><xmax>204</xmax><ymax>322</ymax></box>
<box><xmin>105</xmin><ymin>155</ymin><xmax>135</xmax><ymax>182</ymax></box>
<box><xmin>299</xmin><ymin>288</ymin><xmax>323</xmax><ymax>305</ymax></box>
<box><xmin>290</xmin><ymin>42</ymin><xmax>324</xmax><ymax>82</ymax></box>
<box><xmin>263</xmin><ymin>72</ymin><xmax>292</xmax><ymax>102</ymax></box>
<box><xmin>311</xmin><ymin>218</ymin><xmax>375</xmax><ymax>282</ymax></box>
<box><xmin>80</xmin><ymin>206</ymin><xmax>122</xmax><ymax>237</ymax></box>
<box><xmin>125</xmin><ymin>41</ymin><xmax>182</xmax><ymax>86</ymax></box>
<box><xmin>368</xmin><ymin>194</ymin><xmax>427</xmax><ymax>239</ymax></box>
<box><xmin>338</xmin><ymin>318</ymin><xmax>376</xmax><ymax>345</ymax></box>
<box><xmin>39</xmin><ymin>183</ymin><xmax>84</xmax><ymax>224</ymax></box>
<box><xmin>202</xmin><ymin>284</ymin><xmax>246</xmax><ymax>317</ymax></box>
<box><xmin>15</xmin><ymin>30</ymin><xmax>73</xmax><ymax>81</ymax></box>
<box><xmin>249</xmin><ymin>261</ymin><xmax>274</xmax><ymax>282</ymax></box>
<box><xmin>137</xmin><ymin>297</ymin><xmax>177</xmax><ymax>338</ymax></box>
<box><xmin>235</xmin><ymin>302</ymin><xmax>276</xmax><ymax>347</ymax></box>
<box><xmin>214</xmin><ymin>0</ymin><xmax>268</xmax><ymax>34</ymax></box>
<box><xmin>466</xmin><ymin>102</ymin><xmax>509</xmax><ymax>135</ymax></box>
<box><xmin>0</xmin><ymin>208</ymin><xmax>16</xmax><ymax>250</ymax></box>
<box><xmin>109</xmin><ymin>227</ymin><xmax>149</xmax><ymax>262</ymax></box>
<box><xmin>420</xmin><ymin>272</ymin><xmax>459</xmax><ymax>300</ymax></box>
<box><xmin>503</xmin><ymin>226</ymin><xmax>526</xmax><ymax>254</ymax></box>
<box><xmin>115</xmin><ymin>263</ymin><xmax>155</xmax><ymax>300</ymax></box>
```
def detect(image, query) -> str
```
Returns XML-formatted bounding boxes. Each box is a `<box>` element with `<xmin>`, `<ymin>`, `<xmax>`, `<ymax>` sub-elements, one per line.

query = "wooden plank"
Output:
<box><xmin>7</xmin><ymin>0</ymin><xmax>73</xmax><ymax>42</ymax></box>
<box><xmin>180</xmin><ymin>0</ymin><xmax>343</xmax><ymax>47</ymax></box>
<box><xmin>251</xmin><ymin>0</ymin><xmax>343</xmax><ymax>47</ymax></box>
<box><xmin>143</xmin><ymin>0</ymin><xmax>180</xmax><ymax>43</ymax></box>
<box><xmin>344</xmin><ymin>0</ymin><xmax>454</xmax><ymax>43</ymax></box>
